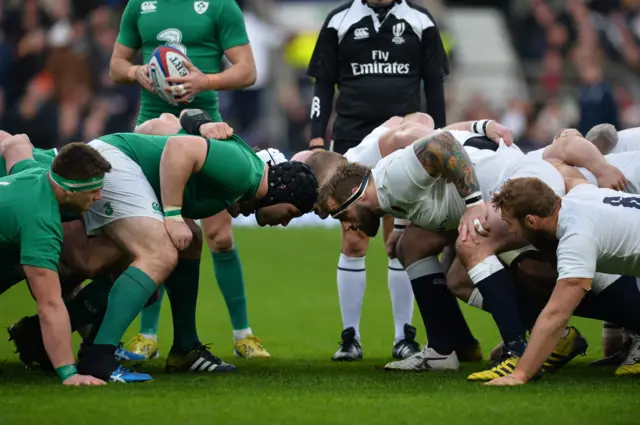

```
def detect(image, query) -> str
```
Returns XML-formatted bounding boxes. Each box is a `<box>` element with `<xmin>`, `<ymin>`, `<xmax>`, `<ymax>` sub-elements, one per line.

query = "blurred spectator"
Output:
<box><xmin>577</xmin><ymin>60</ymin><xmax>620</xmax><ymax>134</ymax></box>
<box><xmin>3</xmin><ymin>71</ymin><xmax>58</xmax><ymax>150</ymax></box>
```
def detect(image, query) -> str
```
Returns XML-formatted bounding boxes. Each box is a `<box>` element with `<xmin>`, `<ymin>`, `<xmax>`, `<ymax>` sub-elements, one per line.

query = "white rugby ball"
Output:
<box><xmin>148</xmin><ymin>46</ymin><xmax>193</xmax><ymax>106</ymax></box>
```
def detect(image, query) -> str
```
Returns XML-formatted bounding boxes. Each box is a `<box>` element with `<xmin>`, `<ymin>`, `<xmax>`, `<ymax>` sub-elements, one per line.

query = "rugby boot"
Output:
<box><xmin>331</xmin><ymin>327</ymin><xmax>363</xmax><ymax>361</ymax></box>
<box><xmin>127</xmin><ymin>334</ymin><xmax>159</xmax><ymax>359</ymax></box>
<box><xmin>391</xmin><ymin>324</ymin><xmax>422</xmax><ymax>359</ymax></box>
<box><xmin>615</xmin><ymin>332</ymin><xmax>640</xmax><ymax>376</ymax></box>
<box><xmin>455</xmin><ymin>340</ymin><xmax>484</xmax><ymax>363</ymax></box>
<box><xmin>541</xmin><ymin>326</ymin><xmax>588</xmax><ymax>374</ymax></box>
<box><xmin>234</xmin><ymin>335</ymin><xmax>271</xmax><ymax>358</ymax></box>
<box><xmin>385</xmin><ymin>346</ymin><xmax>459</xmax><ymax>371</ymax></box>
<box><xmin>165</xmin><ymin>343</ymin><xmax>237</xmax><ymax>373</ymax></box>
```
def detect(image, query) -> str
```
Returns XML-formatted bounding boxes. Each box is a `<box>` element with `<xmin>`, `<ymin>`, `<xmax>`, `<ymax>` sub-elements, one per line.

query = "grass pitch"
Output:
<box><xmin>0</xmin><ymin>227</ymin><xmax>637</xmax><ymax>425</ymax></box>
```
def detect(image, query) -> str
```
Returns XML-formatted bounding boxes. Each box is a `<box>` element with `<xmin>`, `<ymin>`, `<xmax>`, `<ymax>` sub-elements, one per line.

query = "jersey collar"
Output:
<box><xmin>359</xmin><ymin>0</ymin><xmax>403</xmax><ymax>31</ymax></box>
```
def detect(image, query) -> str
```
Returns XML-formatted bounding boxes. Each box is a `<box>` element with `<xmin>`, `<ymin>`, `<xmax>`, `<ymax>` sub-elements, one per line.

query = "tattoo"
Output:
<box><xmin>413</xmin><ymin>131</ymin><xmax>480</xmax><ymax>198</ymax></box>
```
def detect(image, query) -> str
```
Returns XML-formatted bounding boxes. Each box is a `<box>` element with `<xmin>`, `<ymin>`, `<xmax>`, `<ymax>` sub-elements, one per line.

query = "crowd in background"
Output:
<box><xmin>0</xmin><ymin>0</ymin><xmax>638</xmax><ymax>155</ymax></box>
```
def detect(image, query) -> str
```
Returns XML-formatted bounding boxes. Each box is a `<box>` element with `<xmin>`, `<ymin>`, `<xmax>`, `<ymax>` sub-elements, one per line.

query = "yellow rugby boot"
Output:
<box><xmin>467</xmin><ymin>350</ymin><xmax>519</xmax><ymax>381</ymax></box>
<box><xmin>541</xmin><ymin>326</ymin><xmax>588</xmax><ymax>374</ymax></box>
<box><xmin>127</xmin><ymin>334</ymin><xmax>159</xmax><ymax>360</ymax></box>
<box><xmin>234</xmin><ymin>335</ymin><xmax>271</xmax><ymax>358</ymax></box>
<box><xmin>615</xmin><ymin>333</ymin><xmax>640</xmax><ymax>376</ymax></box>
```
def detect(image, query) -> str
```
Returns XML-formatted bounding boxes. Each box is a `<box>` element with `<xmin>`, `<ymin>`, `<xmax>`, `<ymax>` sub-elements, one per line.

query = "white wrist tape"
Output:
<box><xmin>393</xmin><ymin>218</ymin><xmax>410</xmax><ymax>232</ymax></box>
<box><xmin>472</xmin><ymin>120</ymin><xmax>494</xmax><ymax>136</ymax></box>
<box><xmin>464</xmin><ymin>191</ymin><xmax>484</xmax><ymax>208</ymax></box>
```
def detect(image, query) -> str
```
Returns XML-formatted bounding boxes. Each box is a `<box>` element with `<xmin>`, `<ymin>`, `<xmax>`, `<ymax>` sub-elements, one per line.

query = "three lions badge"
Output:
<box><xmin>194</xmin><ymin>1</ymin><xmax>209</xmax><ymax>14</ymax></box>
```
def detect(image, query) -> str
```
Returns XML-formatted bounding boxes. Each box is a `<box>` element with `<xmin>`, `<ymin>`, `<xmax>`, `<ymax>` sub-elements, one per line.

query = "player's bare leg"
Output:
<box><xmin>202</xmin><ymin>211</ymin><xmax>270</xmax><ymax>359</ymax></box>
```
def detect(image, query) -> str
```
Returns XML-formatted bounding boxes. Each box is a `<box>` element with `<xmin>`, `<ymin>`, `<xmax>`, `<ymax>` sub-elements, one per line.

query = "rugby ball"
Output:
<box><xmin>148</xmin><ymin>46</ymin><xmax>193</xmax><ymax>106</ymax></box>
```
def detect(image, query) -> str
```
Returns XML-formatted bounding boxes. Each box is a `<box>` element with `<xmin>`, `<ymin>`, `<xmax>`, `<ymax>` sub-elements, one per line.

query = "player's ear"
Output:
<box><xmin>525</xmin><ymin>214</ymin><xmax>536</xmax><ymax>229</ymax></box>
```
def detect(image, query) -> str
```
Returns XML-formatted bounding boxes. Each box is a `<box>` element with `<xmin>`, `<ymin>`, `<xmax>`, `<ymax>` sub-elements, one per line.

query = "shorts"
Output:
<box><xmin>83</xmin><ymin>140</ymin><xmax>164</xmax><ymax>235</ymax></box>
<box><xmin>329</xmin><ymin>139</ymin><xmax>360</xmax><ymax>155</ymax></box>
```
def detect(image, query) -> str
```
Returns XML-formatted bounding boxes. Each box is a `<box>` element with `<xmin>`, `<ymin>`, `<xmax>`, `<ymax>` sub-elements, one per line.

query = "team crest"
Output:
<box><xmin>194</xmin><ymin>1</ymin><xmax>209</xmax><ymax>14</ymax></box>
<box><xmin>392</xmin><ymin>22</ymin><xmax>405</xmax><ymax>45</ymax></box>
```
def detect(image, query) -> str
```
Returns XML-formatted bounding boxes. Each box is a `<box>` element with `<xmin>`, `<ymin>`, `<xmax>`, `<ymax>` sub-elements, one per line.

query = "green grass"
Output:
<box><xmin>0</xmin><ymin>228</ymin><xmax>637</xmax><ymax>425</ymax></box>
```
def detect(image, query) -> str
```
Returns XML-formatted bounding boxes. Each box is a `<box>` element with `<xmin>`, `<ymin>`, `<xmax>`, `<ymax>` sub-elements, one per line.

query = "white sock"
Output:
<box><xmin>387</xmin><ymin>258</ymin><xmax>414</xmax><ymax>343</ymax></box>
<box><xmin>233</xmin><ymin>328</ymin><xmax>253</xmax><ymax>341</ymax></box>
<box><xmin>337</xmin><ymin>253</ymin><xmax>366</xmax><ymax>340</ymax></box>
<box><xmin>141</xmin><ymin>333</ymin><xmax>158</xmax><ymax>342</ymax></box>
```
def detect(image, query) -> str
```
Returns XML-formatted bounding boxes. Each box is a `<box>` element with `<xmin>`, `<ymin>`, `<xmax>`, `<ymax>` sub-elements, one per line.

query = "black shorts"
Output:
<box><xmin>329</xmin><ymin>139</ymin><xmax>360</xmax><ymax>155</ymax></box>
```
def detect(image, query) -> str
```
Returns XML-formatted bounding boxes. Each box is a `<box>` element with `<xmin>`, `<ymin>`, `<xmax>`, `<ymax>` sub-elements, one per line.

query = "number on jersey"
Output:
<box><xmin>603</xmin><ymin>196</ymin><xmax>640</xmax><ymax>210</ymax></box>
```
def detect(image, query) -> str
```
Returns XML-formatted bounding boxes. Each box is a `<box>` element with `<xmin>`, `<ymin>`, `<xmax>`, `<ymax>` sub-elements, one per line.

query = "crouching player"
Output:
<box><xmin>0</xmin><ymin>133</ymin><xmax>110</xmax><ymax>386</ymax></box>
<box><xmin>487</xmin><ymin>176</ymin><xmax>640</xmax><ymax>385</ymax></box>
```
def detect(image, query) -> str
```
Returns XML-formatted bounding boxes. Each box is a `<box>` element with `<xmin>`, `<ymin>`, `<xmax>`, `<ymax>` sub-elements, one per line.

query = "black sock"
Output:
<box><xmin>474</xmin><ymin>267</ymin><xmax>527</xmax><ymax>354</ymax></box>
<box><xmin>411</xmin><ymin>273</ymin><xmax>460</xmax><ymax>355</ymax></box>
<box><xmin>65</xmin><ymin>275</ymin><xmax>113</xmax><ymax>330</ymax></box>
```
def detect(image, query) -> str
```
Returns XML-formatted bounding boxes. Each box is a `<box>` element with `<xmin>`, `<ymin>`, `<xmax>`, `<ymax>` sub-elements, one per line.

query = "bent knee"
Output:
<box><xmin>341</xmin><ymin>230</ymin><xmax>368</xmax><ymax>257</ymax></box>
<box><xmin>206</xmin><ymin>228</ymin><xmax>234</xmax><ymax>252</ymax></box>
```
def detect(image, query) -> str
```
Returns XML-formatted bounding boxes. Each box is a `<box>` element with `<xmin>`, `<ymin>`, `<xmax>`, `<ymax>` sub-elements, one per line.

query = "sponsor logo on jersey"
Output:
<box><xmin>353</xmin><ymin>28</ymin><xmax>369</xmax><ymax>40</ymax></box>
<box><xmin>157</xmin><ymin>29</ymin><xmax>187</xmax><ymax>55</ymax></box>
<box><xmin>141</xmin><ymin>1</ymin><xmax>157</xmax><ymax>14</ymax></box>
<box><xmin>350</xmin><ymin>50</ymin><xmax>410</xmax><ymax>76</ymax></box>
<box><xmin>194</xmin><ymin>1</ymin><xmax>209</xmax><ymax>14</ymax></box>
<box><xmin>350</xmin><ymin>62</ymin><xmax>410</xmax><ymax>76</ymax></box>
<box><xmin>0</xmin><ymin>182</ymin><xmax>10</xmax><ymax>186</ymax></box>
<box><xmin>392</xmin><ymin>22</ymin><xmax>406</xmax><ymax>45</ymax></box>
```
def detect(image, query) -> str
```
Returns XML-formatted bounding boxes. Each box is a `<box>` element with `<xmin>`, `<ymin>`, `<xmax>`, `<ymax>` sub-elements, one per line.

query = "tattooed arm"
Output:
<box><xmin>413</xmin><ymin>130</ymin><xmax>489</xmax><ymax>243</ymax></box>
<box><xmin>413</xmin><ymin>131</ymin><xmax>480</xmax><ymax>198</ymax></box>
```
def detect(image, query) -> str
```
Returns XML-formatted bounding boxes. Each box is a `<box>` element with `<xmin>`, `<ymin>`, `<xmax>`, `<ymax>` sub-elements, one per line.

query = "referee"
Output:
<box><xmin>306</xmin><ymin>0</ymin><xmax>450</xmax><ymax>361</ymax></box>
<box><xmin>307</xmin><ymin>0</ymin><xmax>449</xmax><ymax>152</ymax></box>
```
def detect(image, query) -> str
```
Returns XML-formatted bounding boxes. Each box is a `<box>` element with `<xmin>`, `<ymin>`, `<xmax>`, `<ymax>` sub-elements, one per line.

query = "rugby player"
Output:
<box><xmin>486</xmin><ymin>176</ymin><xmax>640</xmax><ymax>386</ymax></box>
<box><xmin>296</xmin><ymin>115</ymin><xmax>513</xmax><ymax>361</ymax></box>
<box><xmin>585</xmin><ymin>124</ymin><xmax>640</xmax><ymax>155</ymax></box>
<box><xmin>3</xmin><ymin>130</ymin><xmax>317</xmax><ymax>383</ymax></box>
<box><xmin>111</xmin><ymin>0</ymin><xmax>266</xmax><ymax>359</ymax></box>
<box><xmin>318</xmin><ymin>128</ymin><xmax>592</xmax><ymax>374</ymax></box>
<box><xmin>0</xmin><ymin>133</ymin><xmax>110</xmax><ymax>386</ymax></box>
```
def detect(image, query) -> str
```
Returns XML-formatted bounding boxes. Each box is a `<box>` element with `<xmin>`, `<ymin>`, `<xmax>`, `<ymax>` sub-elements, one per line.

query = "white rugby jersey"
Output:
<box><xmin>370</xmin><ymin>130</ymin><xmax>521</xmax><ymax>231</ymax></box>
<box><xmin>575</xmin><ymin>151</ymin><xmax>640</xmax><ymax>194</ymax></box>
<box><xmin>556</xmin><ymin>184</ymin><xmax>640</xmax><ymax>281</ymax></box>
<box><xmin>611</xmin><ymin>127</ymin><xmax>640</xmax><ymax>154</ymax></box>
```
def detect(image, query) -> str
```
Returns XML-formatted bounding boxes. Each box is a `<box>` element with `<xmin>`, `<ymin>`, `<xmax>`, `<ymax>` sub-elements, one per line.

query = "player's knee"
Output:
<box><xmin>150</xmin><ymin>246</ymin><xmax>179</xmax><ymax>279</ymax></box>
<box><xmin>397</xmin><ymin>229</ymin><xmax>446</xmax><ymax>268</ymax></box>
<box><xmin>446</xmin><ymin>259</ymin><xmax>474</xmax><ymax>302</ymax></box>
<box><xmin>341</xmin><ymin>230</ymin><xmax>368</xmax><ymax>257</ymax></box>
<box><xmin>206</xmin><ymin>228</ymin><xmax>234</xmax><ymax>252</ymax></box>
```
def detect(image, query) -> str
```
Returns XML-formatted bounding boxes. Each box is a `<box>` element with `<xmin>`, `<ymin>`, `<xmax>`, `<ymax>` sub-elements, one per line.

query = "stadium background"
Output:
<box><xmin>0</xmin><ymin>1</ymin><xmax>639</xmax><ymax>424</ymax></box>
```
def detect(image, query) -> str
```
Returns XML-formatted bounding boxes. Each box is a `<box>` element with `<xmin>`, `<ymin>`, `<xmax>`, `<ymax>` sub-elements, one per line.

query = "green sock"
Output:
<box><xmin>164</xmin><ymin>258</ymin><xmax>200</xmax><ymax>353</ymax></box>
<box><xmin>66</xmin><ymin>275</ymin><xmax>112</xmax><ymax>330</ymax></box>
<box><xmin>94</xmin><ymin>267</ymin><xmax>158</xmax><ymax>347</ymax></box>
<box><xmin>139</xmin><ymin>285</ymin><xmax>165</xmax><ymax>335</ymax></box>
<box><xmin>212</xmin><ymin>248</ymin><xmax>249</xmax><ymax>330</ymax></box>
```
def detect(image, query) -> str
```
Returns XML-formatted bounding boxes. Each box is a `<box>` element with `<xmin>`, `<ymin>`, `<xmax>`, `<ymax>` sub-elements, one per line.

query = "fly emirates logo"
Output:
<box><xmin>350</xmin><ymin>50</ymin><xmax>410</xmax><ymax>76</ymax></box>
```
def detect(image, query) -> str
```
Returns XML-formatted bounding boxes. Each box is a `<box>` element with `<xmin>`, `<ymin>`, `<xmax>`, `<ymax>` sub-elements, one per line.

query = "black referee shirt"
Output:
<box><xmin>307</xmin><ymin>0</ymin><xmax>449</xmax><ymax>143</ymax></box>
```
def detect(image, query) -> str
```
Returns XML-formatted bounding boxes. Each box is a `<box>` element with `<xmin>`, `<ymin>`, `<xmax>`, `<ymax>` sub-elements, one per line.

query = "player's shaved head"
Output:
<box><xmin>291</xmin><ymin>150</ymin><xmax>314</xmax><ymax>163</ymax></box>
<box><xmin>304</xmin><ymin>150</ymin><xmax>348</xmax><ymax>186</ymax></box>
<box><xmin>585</xmin><ymin>124</ymin><xmax>618</xmax><ymax>155</ymax></box>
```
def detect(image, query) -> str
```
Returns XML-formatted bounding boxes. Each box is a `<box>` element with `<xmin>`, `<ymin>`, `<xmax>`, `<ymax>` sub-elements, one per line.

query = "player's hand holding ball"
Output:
<box><xmin>129</xmin><ymin>64</ymin><xmax>155</xmax><ymax>93</ymax></box>
<box><xmin>165</xmin><ymin>61</ymin><xmax>210</xmax><ymax>104</ymax></box>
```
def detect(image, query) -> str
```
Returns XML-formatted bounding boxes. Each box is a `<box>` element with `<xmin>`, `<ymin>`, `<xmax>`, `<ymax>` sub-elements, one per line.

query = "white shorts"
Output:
<box><xmin>83</xmin><ymin>140</ymin><xmax>164</xmax><ymax>235</ymax></box>
<box><xmin>344</xmin><ymin>126</ymin><xmax>387</xmax><ymax>168</ymax></box>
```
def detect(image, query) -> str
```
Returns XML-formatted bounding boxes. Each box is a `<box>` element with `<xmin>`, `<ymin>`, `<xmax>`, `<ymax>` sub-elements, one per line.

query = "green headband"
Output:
<box><xmin>49</xmin><ymin>170</ymin><xmax>105</xmax><ymax>192</ymax></box>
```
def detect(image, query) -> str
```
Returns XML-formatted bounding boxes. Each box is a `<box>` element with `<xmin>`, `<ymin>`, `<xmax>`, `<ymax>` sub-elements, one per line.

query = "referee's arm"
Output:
<box><xmin>307</xmin><ymin>18</ymin><xmax>339</xmax><ymax>150</ymax></box>
<box><xmin>420</xmin><ymin>21</ymin><xmax>450</xmax><ymax>129</ymax></box>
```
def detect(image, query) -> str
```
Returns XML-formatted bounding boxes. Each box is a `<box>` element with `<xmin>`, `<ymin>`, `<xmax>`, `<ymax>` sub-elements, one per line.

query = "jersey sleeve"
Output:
<box><xmin>306</xmin><ymin>16</ymin><xmax>339</xmax><ymax>83</ymax></box>
<box><xmin>116</xmin><ymin>0</ymin><xmax>142</xmax><ymax>50</ymax></box>
<box><xmin>556</xmin><ymin>231</ymin><xmax>598</xmax><ymax>281</ymax></box>
<box><xmin>420</xmin><ymin>19</ymin><xmax>449</xmax><ymax>81</ymax></box>
<box><xmin>216</xmin><ymin>0</ymin><xmax>250</xmax><ymax>51</ymax></box>
<box><xmin>10</xmin><ymin>159</ymin><xmax>47</xmax><ymax>175</ymax></box>
<box><xmin>19</xmin><ymin>213</ymin><xmax>62</xmax><ymax>272</ymax></box>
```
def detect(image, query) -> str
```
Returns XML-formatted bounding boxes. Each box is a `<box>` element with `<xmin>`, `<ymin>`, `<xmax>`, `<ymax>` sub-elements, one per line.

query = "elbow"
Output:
<box><xmin>243</xmin><ymin>66</ymin><xmax>257</xmax><ymax>88</ymax></box>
